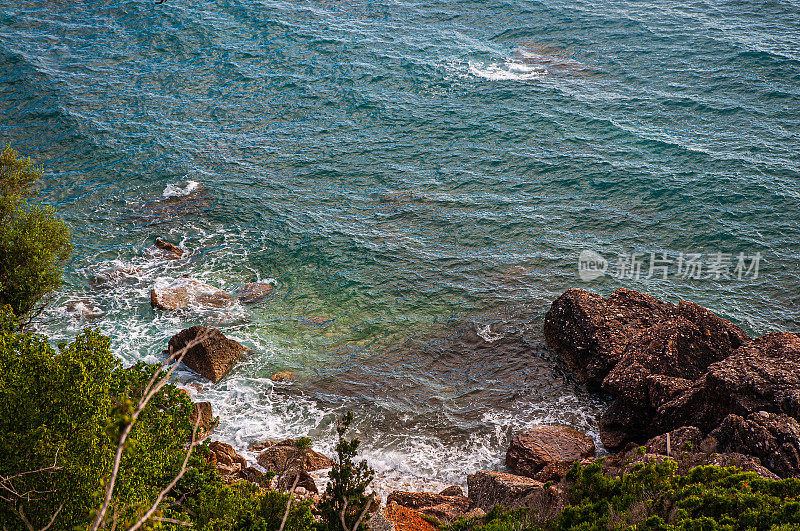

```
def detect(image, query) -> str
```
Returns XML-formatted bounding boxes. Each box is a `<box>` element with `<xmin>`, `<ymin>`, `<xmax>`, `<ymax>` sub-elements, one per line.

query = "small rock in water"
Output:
<box><xmin>256</xmin><ymin>439</ymin><xmax>334</xmax><ymax>474</ymax></box>
<box><xmin>64</xmin><ymin>298</ymin><xmax>105</xmax><ymax>320</ymax></box>
<box><xmin>238</xmin><ymin>282</ymin><xmax>274</xmax><ymax>304</ymax></box>
<box><xmin>89</xmin><ymin>266</ymin><xmax>142</xmax><ymax>288</ymax></box>
<box><xmin>270</xmin><ymin>371</ymin><xmax>295</xmax><ymax>382</ymax></box>
<box><xmin>168</xmin><ymin>326</ymin><xmax>246</xmax><ymax>383</ymax></box>
<box><xmin>150</xmin><ymin>277</ymin><xmax>231</xmax><ymax>310</ymax></box>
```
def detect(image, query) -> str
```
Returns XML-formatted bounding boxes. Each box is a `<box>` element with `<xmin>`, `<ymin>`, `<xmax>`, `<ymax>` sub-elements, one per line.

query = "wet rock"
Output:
<box><xmin>150</xmin><ymin>277</ymin><xmax>231</xmax><ymax>310</ymax></box>
<box><xmin>386</xmin><ymin>491</ymin><xmax>473</xmax><ymax>522</ymax></box>
<box><xmin>385</xmin><ymin>502</ymin><xmax>437</xmax><ymax>531</ymax></box>
<box><xmin>239</xmin><ymin>282</ymin><xmax>274</xmax><ymax>304</ymax></box>
<box><xmin>255</xmin><ymin>439</ymin><xmax>334</xmax><ymax>474</ymax></box>
<box><xmin>278</xmin><ymin>469</ymin><xmax>318</xmax><ymax>494</ymax></box>
<box><xmin>543</xmin><ymin>288</ymin><xmax>677</xmax><ymax>389</ymax></box>
<box><xmin>89</xmin><ymin>266</ymin><xmax>142</xmax><ymax>288</ymax></box>
<box><xmin>270</xmin><ymin>371</ymin><xmax>295</xmax><ymax>382</ymax></box>
<box><xmin>505</xmin><ymin>425</ymin><xmax>595</xmax><ymax>481</ymax></box>
<box><xmin>154</xmin><ymin>238</ymin><xmax>184</xmax><ymax>258</ymax></box>
<box><xmin>168</xmin><ymin>326</ymin><xmax>246</xmax><ymax>383</ymax></box>
<box><xmin>709</xmin><ymin>411</ymin><xmax>800</xmax><ymax>478</ymax></box>
<box><xmin>64</xmin><ymin>298</ymin><xmax>104</xmax><ymax>320</ymax></box>
<box><xmin>467</xmin><ymin>471</ymin><xmax>548</xmax><ymax>511</ymax></box>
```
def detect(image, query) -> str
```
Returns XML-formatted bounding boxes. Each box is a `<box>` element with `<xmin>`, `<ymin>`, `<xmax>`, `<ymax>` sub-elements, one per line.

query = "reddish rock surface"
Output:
<box><xmin>239</xmin><ymin>282</ymin><xmax>274</xmax><ymax>303</ymax></box>
<box><xmin>168</xmin><ymin>326</ymin><xmax>246</xmax><ymax>382</ymax></box>
<box><xmin>386</xmin><ymin>491</ymin><xmax>472</xmax><ymax>522</ymax></box>
<box><xmin>155</xmin><ymin>237</ymin><xmax>184</xmax><ymax>258</ymax></box>
<box><xmin>255</xmin><ymin>439</ymin><xmax>334</xmax><ymax>473</ymax></box>
<box><xmin>385</xmin><ymin>502</ymin><xmax>437</xmax><ymax>531</ymax></box>
<box><xmin>505</xmin><ymin>425</ymin><xmax>595</xmax><ymax>481</ymax></box>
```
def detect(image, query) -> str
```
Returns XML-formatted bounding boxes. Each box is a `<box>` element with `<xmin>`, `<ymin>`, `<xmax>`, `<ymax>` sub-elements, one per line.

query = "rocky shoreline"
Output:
<box><xmin>169</xmin><ymin>286</ymin><xmax>800</xmax><ymax>531</ymax></box>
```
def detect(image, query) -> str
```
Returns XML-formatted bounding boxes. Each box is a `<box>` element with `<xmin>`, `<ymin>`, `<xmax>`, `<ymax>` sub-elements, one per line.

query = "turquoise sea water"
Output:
<box><xmin>2</xmin><ymin>0</ymin><xmax>799</xmax><ymax>491</ymax></box>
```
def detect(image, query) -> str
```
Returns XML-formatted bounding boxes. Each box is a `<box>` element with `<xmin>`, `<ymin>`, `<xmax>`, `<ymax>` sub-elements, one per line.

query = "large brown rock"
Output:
<box><xmin>255</xmin><ymin>439</ymin><xmax>334</xmax><ymax>473</ymax></box>
<box><xmin>386</xmin><ymin>491</ymin><xmax>473</xmax><ymax>522</ymax></box>
<box><xmin>151</xmin><ymin>277</ymin><xmax>231</xmax><ymax>310</ymax></box>
<box><xmin>658</xmin><ymin>333</ymin><xmax>800</xmax><ymax>434</ymax></box>
<box><xmin>505</xmin><ymin>425</ymin><xmax>595</xmax><ymax>481</ymax></box>
<box><xmin>168</xmin><ymin>326</ymin><xmax>246</xmax><ymax>382</ymax></box>
<box><xmin>384</xmin><ymin>502</ymin><xmax>437</xmax><ymax>531</ymax></box>
<box><xmin>467</xmin><ymin>471</ymin><xmax>559</xmax><ymax>511</ymax></box>
<box><xmin>709</xmin><ymin>411</ymin><xmax>800</xmax><ymax>478</ymax></box>
<box><xmin>543</xmin><ymin>288</ymin><xmax>679</xmax><ymax>389</ymax></box>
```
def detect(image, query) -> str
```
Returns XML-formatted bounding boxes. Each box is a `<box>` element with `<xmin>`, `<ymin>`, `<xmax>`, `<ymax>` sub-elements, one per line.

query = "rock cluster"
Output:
<box><xmin>544</xmin><ymin>287</ymin><xmax>800</xmax><ymax>478</ymax></box>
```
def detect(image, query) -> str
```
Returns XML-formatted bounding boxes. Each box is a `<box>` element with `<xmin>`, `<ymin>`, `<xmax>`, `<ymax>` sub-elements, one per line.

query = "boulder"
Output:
<box><xmin>256</xmin><ymin>439</ymin><xmax>334</xmax><ymax>474</ymax></box>
<box><xmin>709</xmin><ymin>411</ymin><xmax>800</xmax><ymax>478</ymax></box>
<box><xmin>168</xmin><ymin>326</ymin><xmax>246</xmax><ymax>383</ymax></box>
<box><xmin>155</xmin><ymin>237</ymin><xmax>184</xmax><ymax>258</ymax></box>
<box><xmin>278</xmin><ymin>469</ymin><xmax>318</xmax><ymax>494</ymax></box>
<box><xmin>384</xmin><ymin>502</ymin><xmax>437</xmax><ymax>531</ymax></box>
<box><xmin>644</xmin><ymin>426</ymin><xmax>704</xmax><ymax>456</ymax></box>
<box><xmin>239</xmin><ymin>282</ymin><xmax>274</xmax><ymax>304</ymax></box>
<box><xmin>150</xmin><ymin>277</ymin><xmax>231</xmax><ymax>310</ymax></box>
<box><xmin>543</xmin><ymin>288</ymin><xmax>678</xmax><ymax>389</ymax></box>
<box><xmin>466</xmin><ymin>471</ymin><xmax>558</xmax><ymax>511</ymax></box>
<box><xmin>657</xmin><ymin>333</ymin><xmax>800</xmax><ymax>434</ymax></box>
<box><xmin>386</xmin><ymin>491</ymin><xmax>472</xmax><ymax>522</ymax></box>
<box><xmin>438</xmin><ymin>486</ymin><xmax>463</xmax><ymax>497</ymax></box>
<box><xmin>505</xmin><ymin>425</ymin><xmax>595</xmax><ymax>481</ymax></box>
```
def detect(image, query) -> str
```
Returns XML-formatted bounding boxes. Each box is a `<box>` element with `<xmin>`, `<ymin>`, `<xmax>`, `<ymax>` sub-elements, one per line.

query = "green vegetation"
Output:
<box><xmin>317</xmin><ymin>411</ymin><xmax>375</xmax><ymax>531</ymax></box>
<box><xmin>444</xmin><ymin>459</ymin><xmax>800</xmax><ymax>531</ymax></box>
<box><xmin>0</xmin><ymin>145</ymin><xmax>71</xmax><ymax>326</ymax></box>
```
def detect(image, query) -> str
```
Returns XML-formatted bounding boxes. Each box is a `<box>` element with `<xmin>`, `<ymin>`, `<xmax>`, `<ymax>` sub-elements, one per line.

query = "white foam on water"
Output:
<box><xmin>162</xmin><ymin>180</ymin><xmax>200</xmax><ymax>198</ymax></box>
<box><xmin>468</xmin><ymin>60</ymin><xmax>547</xmax><ymax>82</ymax></box>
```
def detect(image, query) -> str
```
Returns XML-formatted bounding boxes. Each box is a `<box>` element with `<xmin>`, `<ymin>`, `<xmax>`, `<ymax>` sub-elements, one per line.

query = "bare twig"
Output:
<box><xmin>350</xmin><ymin>498</ymin><xmax>373</xmax><ymax>531</ymax></box>
<box><xmin>152</xmin><ymin>517</ymin><xmax>192</xmax><ymax>526</ymax></box>
<box><xmin>278</xmin><ymin>473</ymin><xmax>301</xmax><ymax>531</ymax></box>
<box><xmin>89</xmin><ymin>328</ymin><xmax>212</xmax><ymax>531</ymax></box>
<box><xmin>125</xmin><ymin>412</ymin><xmax>202</xmax><ymax>531</ymax></box>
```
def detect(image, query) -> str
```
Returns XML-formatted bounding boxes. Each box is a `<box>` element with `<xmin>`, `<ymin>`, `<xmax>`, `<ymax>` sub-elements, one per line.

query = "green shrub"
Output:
<box><xmin>557</xmin><ymin>460</ymin><xmax>800</xmax><ymax>530</ymax></box>
<box><xmin>317</xmin><ymin>411</ymin><xmax>375</xmax><ymax>531</ymax></box>
<box><xmin>0</xmin><ymin>144</ymin><xmax>72</xmax><ymax>325</ymax></box>
<box><xmin>0</xmin><ymin>325</ymin><xmax>194</xmax><ymax>529</ymax></box>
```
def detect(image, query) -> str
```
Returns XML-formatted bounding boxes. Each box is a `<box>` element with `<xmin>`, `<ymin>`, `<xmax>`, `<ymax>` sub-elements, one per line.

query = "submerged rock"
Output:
<box><xmin>238</xmin><ymin>282</ymin><xmax>274</xmax><ymax>304</ymax></box>
<box><xmin>270</xmin><ymin>370</ymin><xmax>295</xmax><ymax>382</ymax></box>
<box><xmin>154</xmin><ymin>237</ymin><xmax>184</xmax><ymax>259</ymax></box>
<box><xmin>505</xmin><ymin>425</ymin><xmax>595</xmax><ymax>482</ymax></box>
<box><xmin>64</xmin><ymin>298</ymin><xmax>105</xmax><ymax>320</ymax></box>
<box><xmin>150</xmin><ymin>277</ymin><xmax>231</xmax><ymax>310</ymax></box>
<box><xmin>168</xmin><ymin>326</ymin><xmax>246</xmax><ymax>383</ymax></box>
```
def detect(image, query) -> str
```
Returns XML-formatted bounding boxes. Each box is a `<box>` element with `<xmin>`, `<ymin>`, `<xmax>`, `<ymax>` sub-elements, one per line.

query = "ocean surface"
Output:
<box><xmin>1</xmin><ymin>0</ymin><xmax>799</xmax><ymax>493</ymax></box>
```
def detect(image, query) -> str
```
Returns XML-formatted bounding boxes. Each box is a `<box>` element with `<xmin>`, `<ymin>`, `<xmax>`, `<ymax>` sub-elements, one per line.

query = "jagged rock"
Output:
<box><xmin>386</xmin><ymin>491</ymin><xmax>472</xmax><ymax>522</ymax></box>
<box><xmin>168</xmin><ymin>326</ymin><xmax>246</xmax><ymax>382</ymax></box>
<box><xmin>150</xmin><ymin>277</ymin><xmax>231</xmax><ymax>310</ymax></box>
<box><xmin>645</xmin><ymin>426</ymin><xmax>704</xmax><ymax>456</ymax></box>
<box><xmin>385</xmin><ymin>502</ymin><xmax>437</xmax><ymax>531</ymax></box>
<box><xmin>709</xmin><ymin>411</ymin><xmax>800</xmax><ymax>478</ymax></box>
<box><xmin>240</xmin><ymin>466</ymin><xmax>268</xmax><ymax>486</ymax></box>
<box><xmin>439</xmin><ymin>486</ymin><xmax>463</xmax><ymax>497</ymax></box>
<box><xmin>505</xmin><ymin>425</ymin><xmax>595</xmax><ymax>481</ymax></box>
<box><xmin>368</xmin><ymin>506</ymin><xmax>397</xmax><ymax>531</ymax></box>
<box><xmin>239</xmin><ymin>282</ymin><xmax>274</xmax><ymax>304</ymax></box>
<box><xmin>208</xmin><ymin>441</ymin><xmax>247</xmax><ymax>469</ymax></box>
<box><xmin>278</xmin><ymin>469</ymin><xmax>318</xmax><ymax>494</ymax></box>
<box><xmin>543</xmin><ymin>288</ymin><xmax>678</xmax><ymax>389</ymax></box>
<box><xmin>657</xmin><ymin>333</ymin><xmax>800</xmax><ymax>435</ymax></box>
<box><xmin>256</xmin><ymin>439</ymin><xmax>334</xmax><ymax>473</ymax></box>
<box><xmin>647</xmin><ymin>375</ymin><xmax>694</xmax><ymax>409</ymax></box>
<box><xmin>190</xmin><ymin>401</ymin><xmax>216</xmax><ymax>436</ymax></box>
<box><xmin>155</xmin><ymin>238</ymin><xmax>184</xmax><ymax>258</ymax></box>
<box><xmin>467</xmin><ymin>471</ymin><xmax>557</xmax><ymax>511</ymax></box>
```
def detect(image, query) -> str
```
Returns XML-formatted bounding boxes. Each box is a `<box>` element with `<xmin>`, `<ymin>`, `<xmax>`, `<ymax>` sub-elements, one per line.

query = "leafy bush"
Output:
<box><xmin>558</xmin><ymin>459</ymin><xmax>800</xmax><ymax>530</ymax></box>
<box><xmin>317</xmin><ymin>411</ymin><xmax>375</xmax><ymax>531</ymax></box>
<box><xmin>0</xmin><ymin>322</ymin><xmax>194</xmax><ymax>529</ymax></box>
<box><xmin>0</xmin><ymin>144</ymin><xmax>72</xmax><ymax>325</ymax></box>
